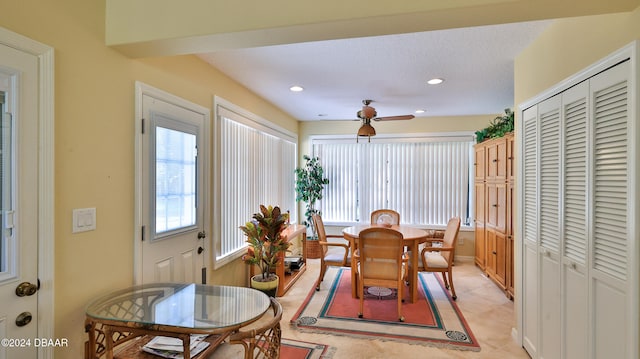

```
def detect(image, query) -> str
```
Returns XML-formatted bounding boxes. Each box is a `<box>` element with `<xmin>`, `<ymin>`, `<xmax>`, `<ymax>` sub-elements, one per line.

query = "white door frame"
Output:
<box><xmin>0</xmin><ymin>27</ymin><xmax>55</xmax><ymax>359</ymax></box>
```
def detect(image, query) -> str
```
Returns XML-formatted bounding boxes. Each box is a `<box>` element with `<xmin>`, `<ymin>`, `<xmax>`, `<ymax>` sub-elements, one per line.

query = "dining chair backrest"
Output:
<box><xmin>312</xmin><ymin>213</ymin><xmax>327</xmax><ymax>241</ymax></box>
<box><xmin>358</xmin><ymin>227</ymin><xmax>404</xmax><ymax>281</ymax></box>
<box><xmin>441</xmin><ymin>217</ymin><xmax>461</xmax><ymax>264</ymax></box>
<box><xmin>370</xmin><ymin>209</ymin><xmax>400</xmax><ymax>225</ymax></box>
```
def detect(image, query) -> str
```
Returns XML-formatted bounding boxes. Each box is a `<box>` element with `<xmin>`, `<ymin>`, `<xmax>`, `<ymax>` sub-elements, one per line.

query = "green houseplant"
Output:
<box><xmin>240</xmin><ymin>205</ymin><xmax>291</xmax><ymax>296</ymax></box>
<box><xmin>295</xmin><ymin>155</ymin><xmax>329</xmax><ymax>236</ymax></box>
<box><xmin>475</xmin><ymin>108</ymin><xmax>514</xmax><ymax>143</ymax></box>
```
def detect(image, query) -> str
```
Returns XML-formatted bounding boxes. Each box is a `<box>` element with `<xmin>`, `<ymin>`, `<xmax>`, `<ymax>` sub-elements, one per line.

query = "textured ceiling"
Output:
<box><xmin>199</xmin><ymin>20</ymin><xmax>552</xmax><ymax>121</ymax></box>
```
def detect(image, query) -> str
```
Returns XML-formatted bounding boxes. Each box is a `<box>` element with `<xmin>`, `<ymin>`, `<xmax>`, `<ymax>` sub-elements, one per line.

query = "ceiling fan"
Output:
<box><xmin>356</xmin><ymin>99</ymin><xmax>415</xmax><ymax>142</ymax></box>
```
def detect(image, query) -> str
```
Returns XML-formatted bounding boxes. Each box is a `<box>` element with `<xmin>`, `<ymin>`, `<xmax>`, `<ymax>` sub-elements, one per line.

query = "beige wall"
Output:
<box><xmin>515</xmin><ymin>8</ymin><xmax>640</xmax><ymax>106</ymax></box>
<box><xmin>0</xmin><ymin>1</ymin><xmax>297</xmax><ymax>357</ymax></box>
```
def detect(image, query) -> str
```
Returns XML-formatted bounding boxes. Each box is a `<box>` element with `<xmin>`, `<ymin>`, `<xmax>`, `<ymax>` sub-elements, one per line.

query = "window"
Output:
<box><xmin>213</xmin><ymin>98</ymin><xmax>297</xmax><ymax>268</ymax></box>
<box><xmin>154</xmin><ymin>124</ymin><xmax>198</xmax><ymax>236</ymax></box>
<box><xmin>312</xmin><ymin>133</ymin><xmax>473</xmax><ymax>227</ymax></box>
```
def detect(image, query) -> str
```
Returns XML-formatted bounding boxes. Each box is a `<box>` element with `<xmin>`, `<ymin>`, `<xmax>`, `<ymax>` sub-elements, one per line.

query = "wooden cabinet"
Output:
<box><xmin>473</xmin><ymin>133</ymin><xmax>513</xmax><ymax>298</ymax></box>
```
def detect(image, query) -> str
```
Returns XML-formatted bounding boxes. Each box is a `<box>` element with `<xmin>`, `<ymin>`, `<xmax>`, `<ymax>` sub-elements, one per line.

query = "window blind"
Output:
<box><xmin>312</xmin><ymin>135</ymin><xmax>473</xmax><ymax>227</ymax></box>
<box><xmin>215</xmin><ymin>104</ymin><xmax>297</xmax><ymax>266</ymax></box>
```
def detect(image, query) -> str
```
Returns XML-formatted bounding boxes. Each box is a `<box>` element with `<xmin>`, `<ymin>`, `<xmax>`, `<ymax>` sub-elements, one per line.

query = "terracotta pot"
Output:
<box><xmin>251</xmin><ymin>274</ymin><xmax>279</xmax><ymax>297</ymax></box>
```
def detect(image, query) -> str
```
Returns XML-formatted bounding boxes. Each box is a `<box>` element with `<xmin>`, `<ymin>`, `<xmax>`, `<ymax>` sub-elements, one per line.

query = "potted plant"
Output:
<box><xmin>295</xmin><ymin>155</ymin><xmax>329</xmax><ymax>258</ymax></box>
<box><xmin>240</xmin><ymin>205</ymin><xmax>292</xmax><ymax>297</ymax></box>
<box><xmin>475</xmin><ymin>108</ymin><xmax>514</xmax><ymax>143</ymax></box>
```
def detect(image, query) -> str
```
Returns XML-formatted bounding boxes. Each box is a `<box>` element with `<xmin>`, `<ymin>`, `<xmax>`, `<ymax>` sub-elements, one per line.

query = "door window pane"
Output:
<box><xmin>155</xmin><ymin>126</ymin><xmax>196</xmax><ymax>234</ymax></box>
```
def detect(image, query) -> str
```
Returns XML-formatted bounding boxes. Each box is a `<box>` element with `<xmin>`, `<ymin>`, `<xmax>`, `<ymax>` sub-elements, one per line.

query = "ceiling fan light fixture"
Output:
<box><xmin>357</xmin><ymin>122</ymin><xmax>376</xmax><ymax>143</ymax></box>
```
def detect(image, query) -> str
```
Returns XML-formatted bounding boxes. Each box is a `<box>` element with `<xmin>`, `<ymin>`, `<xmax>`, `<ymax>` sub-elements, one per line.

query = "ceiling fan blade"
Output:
<box><xmin>374</xmin><ymin>115</ymin><xmax>415</xmax><ymax>121</ymax></box>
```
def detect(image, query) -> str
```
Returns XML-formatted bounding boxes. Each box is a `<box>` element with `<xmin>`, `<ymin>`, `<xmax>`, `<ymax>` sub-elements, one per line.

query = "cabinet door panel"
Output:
<box><xmin>486</xmin><ymin>182</ymin><xmax>506</xmax><ymax>231</ymax></box>
<box><xmin>475</xmin><ymin>223</ymin><xmax>486</xmax><ymax>269</ymax></box>
<box><xmin>474</xmin><ymin>145</ymin><xmax>485</xmax><ymax>181</ymax></box>
<box><xmin>506</xmin><ymin>134</ymin><xmax>515</xmax><ymax>180</ymax></box>
<box><xmin>496</xmin><ymin>183</ymin><xmax>507</xmax><ymax>233</ymax></box>
<box><xmin>487</xmin><ymin>183</ymin><xmax>497</xmax><ymax>227</ymax></box>
<box><xmin>494</xmin><ymin>231</ymin><xmax>507</xmax><ymax>286</ymax></box>
<box><xmin>485</xmin><ymin>228</ymin><xmax>497</xmax><ymax>277</ymax></box>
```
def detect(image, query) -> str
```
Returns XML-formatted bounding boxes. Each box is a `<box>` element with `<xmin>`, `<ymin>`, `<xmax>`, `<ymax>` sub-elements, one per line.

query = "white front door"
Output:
<box><xmin>0</xmin><ymin>43</ymin><xmax>39</xmax><ymax>358</ymax></box>
<box><xmin>138</xmin><ymin>87</ymin><xmax>210</xmax><ymax>284</ymax></box>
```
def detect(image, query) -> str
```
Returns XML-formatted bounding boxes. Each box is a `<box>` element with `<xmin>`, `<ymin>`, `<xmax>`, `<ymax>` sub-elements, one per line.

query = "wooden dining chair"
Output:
<box><xmin>354</xmin><ymin>227</ymin><xmax>408</xmax><ymax>322</ymax></box>
<box><xmin>370</xmin><ymin>209</ymin><xmax>400</xmax><ymax>226</ymax></box>
<box><xmin>411</xmin><ymin>217</ymin><xmax>461</xmax><ymax>300</ymax></box>
<box><xmin>311</xmin><ymin>214</ymin><xmax>351</xmax><ymax>291</ymax></box>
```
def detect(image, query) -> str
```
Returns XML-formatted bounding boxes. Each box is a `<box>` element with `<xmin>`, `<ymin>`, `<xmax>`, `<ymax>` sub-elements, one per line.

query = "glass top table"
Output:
<box><xmin>85</xmin><ymin>283</ymin><xmax>271</xmax><ymax>358</ymax></box>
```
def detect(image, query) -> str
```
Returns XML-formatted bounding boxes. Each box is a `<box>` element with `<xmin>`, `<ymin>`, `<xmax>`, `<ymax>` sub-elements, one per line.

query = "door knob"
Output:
<box><xmin>15</xmin><ymin>312</ymin><xmax>32</xmax><ymax>327</ymax></box>
<box><xmin>15</xmin><ymin>281</ymin><xmax>38</xmax><ymax>297</ymax></box>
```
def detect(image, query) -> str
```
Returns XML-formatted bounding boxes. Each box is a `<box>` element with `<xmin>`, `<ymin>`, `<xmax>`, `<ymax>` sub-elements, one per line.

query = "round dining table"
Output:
<box><xmin>342</xmin><ymin>224</ymin><xmax>428</xmax><ymax>303</ymax></box>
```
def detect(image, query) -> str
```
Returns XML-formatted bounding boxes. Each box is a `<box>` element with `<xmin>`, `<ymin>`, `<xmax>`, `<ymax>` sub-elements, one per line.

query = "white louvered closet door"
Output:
<box><xmin>537</xmin><ymin>95</ymin><xmax>562</xmax><ymax>359</ymax></box>
<box><xmin>520</xmin><ymin>52</ymin><xmax>637</xmax><ymax>359</ymax></box>
<box><xmin>590</xmin><ymin>60</ymin><xmax>631</xmax><ymax>359</ymax></box>
<box><xmin>561</xmin><ymin>81</ymin><xmax>589</xmax><ymax>359</ymax></box>
<box><xmin>521</xmin><ymin>105</ymin><xmax>539</xmax><ymax>357</ymax></box>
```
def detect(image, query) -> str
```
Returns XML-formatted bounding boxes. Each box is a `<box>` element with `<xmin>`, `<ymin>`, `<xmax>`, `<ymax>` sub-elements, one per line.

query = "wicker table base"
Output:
<box><xmin>112</xmin><ymin>334</ymin><xmax>226</xmax><ymax>359</ymax></box>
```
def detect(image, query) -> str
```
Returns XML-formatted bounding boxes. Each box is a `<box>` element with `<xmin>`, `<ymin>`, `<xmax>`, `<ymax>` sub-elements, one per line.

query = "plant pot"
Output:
<box><xmin>306</xmin><ymin>239</ymin><xmax>322</xmax><ymax>259</ymax></box>
<box><xmin>251</xmin><ymin>274</ymin><xmax>279</xmax><ymax>297</ymax></box>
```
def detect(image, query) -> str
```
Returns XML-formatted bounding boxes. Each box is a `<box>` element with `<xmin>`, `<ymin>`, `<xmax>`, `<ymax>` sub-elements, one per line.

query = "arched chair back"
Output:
<box><xmin>370</xmin><ymin>209</ymin><xmax>400</xmax><ymax>225</ymax></box>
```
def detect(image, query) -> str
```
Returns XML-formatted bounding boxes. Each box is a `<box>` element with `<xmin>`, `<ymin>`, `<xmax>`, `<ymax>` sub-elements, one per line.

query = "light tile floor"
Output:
<box><xmin>276</xmin><ymin>258</ymin><xmax>531</xmax><ymax>359</ymax></box>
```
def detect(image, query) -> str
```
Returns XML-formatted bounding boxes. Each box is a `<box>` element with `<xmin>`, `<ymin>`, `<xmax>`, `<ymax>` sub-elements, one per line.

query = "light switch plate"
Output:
<box><xmin>73</xmin><ymin>207</ymin><xmax>96</xmax><ymax>233</ymax></box>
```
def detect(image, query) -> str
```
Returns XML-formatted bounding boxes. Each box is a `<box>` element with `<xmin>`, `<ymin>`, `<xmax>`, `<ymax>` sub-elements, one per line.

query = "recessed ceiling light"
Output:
<box><xmin>427</xmin><ymin>78</ymin><xmax>444</xmax><ymax>85</ymax></box>
<box><xmin>317</xmin><ymin>114</ymin><xmax>328</xmax><ymax>117</ymax></box>
<box><xmin>415</xmin><ymin>109</ymin><xmax>425</xmax><ymax>114</ymax></box>
<box><xmin>289</xmin><ymin>85</ymin><xmax>304</xmax><ymax>92</ymax></box>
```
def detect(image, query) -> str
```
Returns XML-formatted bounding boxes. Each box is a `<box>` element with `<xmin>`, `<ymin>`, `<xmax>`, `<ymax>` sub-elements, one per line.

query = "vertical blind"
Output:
<box><xmin>312</xmin><ymin>136</ymin><xmax>473</xmax><ymax>226</ymax></box>
<box><xmin>215</xmin><ymin>105</ymin><xmax>297</xmax><ymax>264</ymax></box>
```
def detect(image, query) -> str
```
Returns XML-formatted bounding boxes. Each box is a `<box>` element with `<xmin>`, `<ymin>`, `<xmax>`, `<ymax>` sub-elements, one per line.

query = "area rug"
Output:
<box><xmin>290</xmin><ymin>267</ymin><xmax>480</xmax><ymax>351</ymax></box>
<box><xmin>281</xmin><ymin>338</ymin><xmax>335</xmax><ymax>358</ymax></box>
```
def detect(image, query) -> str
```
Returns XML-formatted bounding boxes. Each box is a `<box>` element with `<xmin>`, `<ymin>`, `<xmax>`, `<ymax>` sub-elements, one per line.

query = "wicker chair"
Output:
<box><xmin>370</xmin><ymin>209</ymin><xmax>400</xmax><ymax>225</ymax></box>
<box><xmin>411</xmin><ymin>217</ymin><xmax>461</xmax><ymax>300</ymax></box>
<box><xmin>354</xmin><ymin>227</ymin><xmax>408</xmax><ymax>322</ymax></box>
<box><xmin>312</xmin><ymin>214</ymin><xmax>351</xmax><ymax>291</ymax></box>
<box><xmin>224</xmin><ymin>297</ymin><xmax>283</xmax><ymax>359</ymax></box>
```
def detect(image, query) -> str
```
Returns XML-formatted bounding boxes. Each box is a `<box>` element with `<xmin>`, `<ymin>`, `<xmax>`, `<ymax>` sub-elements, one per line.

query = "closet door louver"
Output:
<box><xmin>563</xmin><ymin>95</ymin><xmax>588</xmax><ymax>263</ymax></box>
<box><xmin>523</xmin><ymin>110</ymin><xmax>538</xmax><ymax>245</ymax></box>
<box><xmin>539</xmin><ymin>104</ymin><xmax>561</xmax><ymax>253</ymax></box>
<box><xmin>592</xmin><ymin>76</ymin><xmax>628</xmax><ymax>282</ymax></box>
